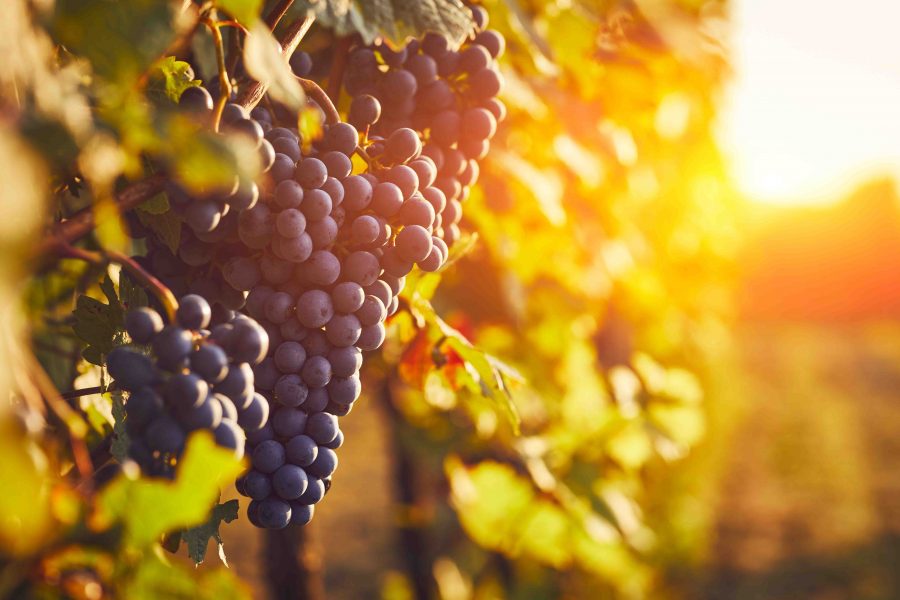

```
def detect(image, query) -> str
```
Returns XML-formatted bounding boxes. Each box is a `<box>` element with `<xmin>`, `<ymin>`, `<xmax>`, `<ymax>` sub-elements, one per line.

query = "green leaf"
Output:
<box><xmin>243</xmin><ymin>21</ymin><xmax>305</xmax><ymax>111</ymax></box>
<box><xmin>409</xmin><ymin>295</ymin><xmax>522</xmax><ymax>433</ymax></box>
<box><xmin>94</xmin><ymin>432</ymin><xmax>244</xmax><ymax>548</ymax></box>
<box><xmin>148</xmin><ymin>57</ymin><xmax>200</xmax><ymax>104</ymax></box>
<box><xmin>53</xmin><ymin>0</ymin><xmax>178</xmax><ymax>83</ymax></box>
<box><xmin>125</xmin><ymin>553</ymin><xmax>251</xmax><ymax>600</ymax></box>
<box><xmin>119</xmin><ymin>271</ymin><xmax>149</xmax><ymax>312</ymax></box>
<box><xmin>110</xmin><ymin>390</ymin><xmax>129</xmax><ymax>463</ymax></box>
<box><xmin>306</xmin><ymin>0</ymin><xmax>475</xmax><ymax>47</ymax></box>
<box><xmin>215</xmin><ymin>0</ymin><xmax>264</xmax><ymax>25</ymax></box>
<box><xmin>182</xmin><ymin>499</ymin><xmax>240</xmax><ymax>565</ymax></box>
<box><xmin>73</xmin><ymin>289</ymin><xmax>121</xmax><ymax>365</ymax></box>
<box><xmin>137</xmin><ymin>207</ymin><xmax>182</xmax><ymax>255</ymax></box>
<box><xmin>137</xmin><ymin>192</ymin><xmax>170</xmax><ymax>215</ymax></box>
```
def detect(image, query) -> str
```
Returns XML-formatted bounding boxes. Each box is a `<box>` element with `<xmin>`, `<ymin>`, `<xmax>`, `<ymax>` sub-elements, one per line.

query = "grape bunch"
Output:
<box><xmin>107</xmin><ymin>295</ymin><xmax>269</xmax><ymax>476</ymax></box>
<box><xmin>343</xmin><ymin>4</ymin><xmax>504</xmax><ymax>251</ymax></box>
<box><xmin>127</xmin><ymin>4</ymin><xmax>505</xmax><ymax>529</ymax></box>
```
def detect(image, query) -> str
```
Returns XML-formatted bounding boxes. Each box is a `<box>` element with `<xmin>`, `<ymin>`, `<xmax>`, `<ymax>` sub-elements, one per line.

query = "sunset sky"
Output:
<box><xmin>719</xmin><ymin>0</ymin><xmax>900</xmax><ymax>205</ymax></box>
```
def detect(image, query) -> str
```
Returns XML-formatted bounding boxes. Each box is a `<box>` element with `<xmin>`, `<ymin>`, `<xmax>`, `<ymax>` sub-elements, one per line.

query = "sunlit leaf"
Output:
<box><xmin>94</xmin><ymin>432</ymin><xmax>244</xmax><ymax>548</ymax></box>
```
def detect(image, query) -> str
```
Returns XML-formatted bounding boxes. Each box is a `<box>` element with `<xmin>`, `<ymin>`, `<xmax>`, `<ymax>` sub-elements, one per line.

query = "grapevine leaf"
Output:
<box><xmin>137</xmin><ymin>191</ymin><xmax>170</xmax><ymax>215</ymax></box>
<box><xmin>410</xmin><ymin>296</ymin><xmax>521</xmax><ymax>432</ymax></box>
<box><xmin>73</xmin><ymin>296</ymin><xmax>118</xmax><ymax>364</ymax></box>
<box><xmin>119</xmin><ymin>271</ymin><xmax>149</xmax><ymax>311</ymax></box>
<box><xmin>110</xmin><ymin>390</ymin><xmax>129</xmax><ymax>463</ymax></box>
<box><xmin>94</xmin><ymin>432</ymin><xmax>244</xmax><ymax>549</ymax></box>
<box><xmin>148</xmin><ymin>57</ymin><xmax>200</xmax><ymax>103</ymax></box>
<box><xmin>182</xmin><ymin>499</ymin><xmax>240</xmax><ymax>565</ymax></box>
<box><xmin>301</xmin><ymin>0</ymin><xmax>475</xmax><ymax>47</ymax></box>
<box><xmin>244</xmin><ymin>21</ymin><xmax>305</xmax><ymax>110</ymax></box>
<box><xmin>52</xmin><ymin>0</ymin><xmax>178</xmax><ymax>83</ymax></box>
<box><xmin>215</xmin><ymin>0</ymin><xmax>264</xmax><ymax>25</ymax></box>
<box><xmin>137</xmin><ymin>207</ymin><xmax>182</xmax><ymax>255</ymax></box>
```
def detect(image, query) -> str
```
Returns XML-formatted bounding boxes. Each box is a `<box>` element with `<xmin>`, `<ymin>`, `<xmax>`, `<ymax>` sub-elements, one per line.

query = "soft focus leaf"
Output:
<box><xmin>244</xmin><ymin>21</ymin><xmax>304</xmax><ymax>110</ymax></box>
<box><xmin>53</xmin><ymin>0</ymin><xmax>178</xmax><ymax>82</ymax></box>
<box><xmin>94</xmin><ymin>433</ymin><xmax>244</xmax><ymax>548</ymax></box>
<box><xmin>215</xmin><ymin>0</ymin><xmax>263</xmax><ymax>25</ymax></box>
<box><xmin>149</xmin><ymin>57</ymin><xmax>200</xmax><ymax>103</ymax></box>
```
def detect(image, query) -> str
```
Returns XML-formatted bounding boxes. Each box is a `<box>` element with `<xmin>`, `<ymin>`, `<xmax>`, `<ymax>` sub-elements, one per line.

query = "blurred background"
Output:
<box><xmin>211</xmin><ymin>0</ymin><xmax>900</xmax><ymax>598</ymax></box>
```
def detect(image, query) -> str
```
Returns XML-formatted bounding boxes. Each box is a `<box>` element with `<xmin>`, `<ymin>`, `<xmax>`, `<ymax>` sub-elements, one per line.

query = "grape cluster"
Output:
<box><xmin>129</xmin><ymin>5</ymin><xmax>505</xmax><ymax>528</ymax></box>
<box><xmin>108</xmin><ymin>295</ymin><xmax>269</xmax><ymax>476</ymax></box>
<box><xmin>343</xmin><ymin>5</ymin><xmax>504</xmax><ymax>251</ymax></box>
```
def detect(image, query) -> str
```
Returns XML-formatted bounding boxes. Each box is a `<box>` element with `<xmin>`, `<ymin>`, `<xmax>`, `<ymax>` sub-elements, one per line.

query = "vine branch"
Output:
<box><xmin>57</xmin><ymin>243</ymin><xmax>179</xmax><ymax>323</ymax></box>
<box><xmin>37</xmin><ymin>174</ymin><xmax>166</xmax><ymax>259</ymax></box>
<box><xmin>265</xmin><ymin>0</ymin><xmax>295</xmax><ymax>30</ymax></box>
<box><xmin>236</xmin><ymin>15</ymin><xmax>314</xmax><ymax>111</ymax></box>
<box><xmin>298</xmin><ymin>77</ymin><xmax>340</xmax><ymax>125</ymax></box>
<box><xmin>201</xmin><ymin>16</ymin><xmax>232</xmax><ymax>131</ymax></box>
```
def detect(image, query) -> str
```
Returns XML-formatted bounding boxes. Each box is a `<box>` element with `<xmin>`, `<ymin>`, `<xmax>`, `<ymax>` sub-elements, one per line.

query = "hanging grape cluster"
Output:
<box><xmin>116</xmin><ymin>5</ymin><xmax>505</xmax><ymax>528</ymax></box>
<box><xmin>109</xmin><ymin>295</ymin><xmax>268</xmax><ymax>476</ymax></box>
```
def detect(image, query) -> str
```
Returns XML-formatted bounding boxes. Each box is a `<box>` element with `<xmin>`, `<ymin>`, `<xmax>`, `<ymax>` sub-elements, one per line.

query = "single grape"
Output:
<box><xmin>179</xmin><ymin>86</ymin><xmax>214</xmax><ymax>113</ymax></box>
<box><xmin>370</xmin><ymin>182</ymin><xmax>404</xmax><ymax>217</ymax></box>
<box><xmin>274</xmin><ymin>341</ymin><xmax>307</xmax><ymax>374</ymax></box>
<box><xmin>272</xmin><ymin>464</ymin><xmax>309</xmax><ymax>500</ymax></box>
<box><xmin>301</xmin><ymin>189</ymin><xmax>332</xmax><ymax>221</ymax></box>
<box><xmin>274</xmin><ymin>374</ymin><xmax>309</xmax><ymax>407</ymax></box>
<box><xmin>342</xmin><ymin>251</ymin><xmax>381</xmax><ymax>286</ymax></box>
<box><xmin>244</xmin><ymin>470</ymin><xmax>273</xmax><ymax>500</ymax></box>
<box><xmin>325</xmin><ymin>314</ymin><xmax>361</xmax><ymax>347</ymax></box>
<box><xmin>295</xmin><ymin>289</ymin><xmax>334</xmax><ymax>328</ymax></box>
<box><xmin>274</xmin><ymin>179</ymin><xmax>305</xmax><ymax>209</ymax></box>
<box><xmin>324</xmin><ymin>122</ymin><xmax>359</xmax><ymax>156</ymax></box>
<box><xmin>305</xmin><ymin>412</ymin><xmax>339</xmax><ymax>444</ymax></box>
<box><xmin>107</xmin><ymin>347</ymin><xmax>156</xmax><ymax>391</ymax></box>
<box><xmin>327</xmin><ymin>374</ymin><xmax>362</xmax><ymax>404</ymax></box>
<box><xmin>327</xmin><ymin>346</ymin><xmax>362</xmax><ymax>378</ymax></box>
<box><xmin>124</xmin><ymin>308</ymin><xmax>163</xmax><ymax>344</ymax></box>
<box><xmin>303</xmin><ymin>250</ymin><xmax>341</xmax><ymax>286</ymax></box>
<box><xmin>272</xmin><ymin>406</ymin><xmax>308</xmax><ymax>438</ymax></box>
<box><xmin>145</xmin><ymin>415</ymin><xmax>186</xmax><ymax>454</ymax></box>
<box><xmin>332</xmin><ymin>281</ymin><xmax>366</xmax><ymax>314</ymax></box>
<box><xmin>300</xmin><ymin>355</ymin><xmax>332</xmax><ymax>388</ymax></box>
<box><xmin>348</xmin><ymin>94</ymin><xmax>381</xmax><ymax>129</ymax></box>
<box><xmin>307</xmin><ymin>447</ymin><xmax>338</xmax><ymax>478</ymax></box>
<box><xmin>295</xmin><ymin>157</ymin><xmax>328</xmax><ymax>189</ymax></box>
<box><xmin>257</xmin><ymin>497</ymin><xmax>292</xmax><ymax>529</ymax></box>
<box><xmin>252</xmin><ymin>439</ymin><xmax>287</xmax><ymax>474</ymax></box>
<box><xmin>190</xmin><ymin>344</ymin><xmax>229</xmax><ymax>383</ymax></box>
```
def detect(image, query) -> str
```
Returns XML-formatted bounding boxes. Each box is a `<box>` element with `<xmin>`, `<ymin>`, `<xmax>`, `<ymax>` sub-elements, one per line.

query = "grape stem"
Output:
<box><xmin>201</xmin><ymin>15</ymin><xmax>232</xmax><ymax>132</ymax></box>
<box><xmin>354</xmin><ymin>144</ymin><xmax>373</xmax><ymax>168</ymax></box>
<box><xmin>236</xmin><ymin>15</ymin><xmax>314</xmax><ymax>110</ymax></box>
<box><xmin>297</xmin><ymin>77</ymin><xmax>340</xmax><ymax>125</ymax></box>
<box><xmin>37</xmin><ymin>174</ymin><xmax>167</xmax><ymax>259</ymax></box>
<box><xmin>57</xmin><ymin>243</ymin><xmax>179</xmax><ymax>323</ymax></box>
<box><xmin>61</xmin><ymin>386</ymin><xmax>107</xmax><ymax>400</ymax></box>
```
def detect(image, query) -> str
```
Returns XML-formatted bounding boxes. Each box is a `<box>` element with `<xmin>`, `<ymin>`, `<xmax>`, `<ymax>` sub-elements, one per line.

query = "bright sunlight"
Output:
<box><xmin>720</xmin><ymin>0</ymin><xmax>900</xmax><ymax>205</ymax></box>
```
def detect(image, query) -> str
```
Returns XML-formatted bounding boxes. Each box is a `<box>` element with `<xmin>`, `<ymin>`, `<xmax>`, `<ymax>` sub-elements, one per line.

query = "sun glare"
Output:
<box><xmin>719</xmin><ymin>0</ymin><xmax>900</xmax><ymax>205</ymax></box>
